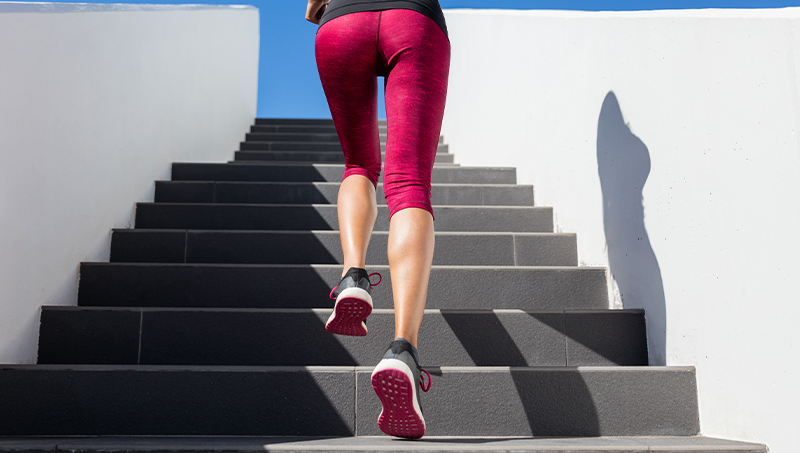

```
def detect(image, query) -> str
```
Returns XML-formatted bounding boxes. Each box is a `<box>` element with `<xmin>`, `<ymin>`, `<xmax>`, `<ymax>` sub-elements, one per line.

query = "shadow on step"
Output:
<box><xmin>597</xmin><ymin>91</ymin><xmax>667</xmax><ymax>366</ymax></box>
<box><xmin>441</xmin><ymin>311</ymin><xmax>600</xmax><ymax>436</ymax></box>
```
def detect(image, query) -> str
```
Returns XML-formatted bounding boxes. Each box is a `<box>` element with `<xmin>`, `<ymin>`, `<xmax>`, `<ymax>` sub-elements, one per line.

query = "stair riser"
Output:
<box><xmin>358</xmin><ymin>367</ymin><xmax>699</xmax><ymax>437</ymax></box>
<box><xmin>110</xmin><ymin>231</ymin><xmax>577</xmax><ymax>266</ymax></box>
<box><xmin>38</xmin><ymin>308</ymin><xmax>648</xmax><ymax>367</ymax></box>
<box><xmin>76</xmin><ymin>264</ymin><xmax>609</xmax><ymax>310</ymax></box>
<box><xmin>0</xmin><ymin>437</ymin><xmax>768</xmax><ymax>452</ymax></box>
<box><xmin>233</xmin><ymin>152</ymin><xmax>454</xmax><ymax>164</ymax></box>
<box><xmin>154</xmin><ymin>182</ymin><xmax>534</xmax><ymax>206</ymax></box>
<box><xmin>0</xmin><ymin>366</ymin><xmax>699</xmax><ymax>437</ymax></box>
<box><xmin>0</xmin><ymin>367</ymin><xmax>353</xmax><ymax>436</ymax></box>
<box><xmin>243</xmin><ymin>133</ymin><xmax>445</xmax><ymax>144</ymax></box>
<box><xmin>240</xmin><ymin>142</ymin><xmax>449</xmax><ymax>153</ymax></box>
<box><xmin>172</xmin><ymin>163</ymin><xmax>516</xmax><ymax>184</ymax></box>
<box><xmin>256</xmin><ymin>118</ymin><xmax>383</xmax><ymax>126</ymax></box>
<box><xmin>251</xmin><ymin>124</ymin><xmax>382</xmax><ymax>133</ymax></box>
<box><xmin>134</xmin><ymin>204</ymin><xmax>553</xmax><ymax>233</ymax></box>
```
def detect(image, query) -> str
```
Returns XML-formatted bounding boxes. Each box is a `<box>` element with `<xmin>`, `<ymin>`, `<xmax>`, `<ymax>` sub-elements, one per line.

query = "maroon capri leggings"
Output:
<box><xmin>315</xmin><ymin>9</ymin><xmax>451</xmax><ymax>219</ymax></box>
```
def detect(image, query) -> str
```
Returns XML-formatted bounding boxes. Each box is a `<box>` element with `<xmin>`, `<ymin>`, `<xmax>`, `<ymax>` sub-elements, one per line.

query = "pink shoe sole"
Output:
<box><xmin>371</xmin><ymin>368</ymin><xmax>426</xmax><ymax>439</ymax></box>
<box><xmin>325</xmin><ymin>296</ymin><xmax>372</xmax><ymax>336</ymax></box>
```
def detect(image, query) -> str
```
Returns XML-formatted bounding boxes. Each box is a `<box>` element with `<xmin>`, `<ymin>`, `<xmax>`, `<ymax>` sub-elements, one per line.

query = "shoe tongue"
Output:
<box><xmin>345</xmin><ymin>267</ymin><xmax>369</xmax><ymax>283</ymax></box>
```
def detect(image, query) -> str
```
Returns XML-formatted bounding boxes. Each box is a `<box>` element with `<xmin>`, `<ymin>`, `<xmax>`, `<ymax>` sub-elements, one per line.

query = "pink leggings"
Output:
<box><xmin>315</xmin><ymin>9</ymin><xmax>451</xmax><ymax>218</ymax></box>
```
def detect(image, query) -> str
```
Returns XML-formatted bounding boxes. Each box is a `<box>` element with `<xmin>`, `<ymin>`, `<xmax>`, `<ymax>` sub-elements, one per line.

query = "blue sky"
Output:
<box><xmin>20</xmin><ymin>0</ymin><xmax>800</xmax><ymax>118</ymax></box>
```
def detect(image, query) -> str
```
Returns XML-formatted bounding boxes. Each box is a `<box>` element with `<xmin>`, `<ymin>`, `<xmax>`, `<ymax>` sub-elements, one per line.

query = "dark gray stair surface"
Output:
<box><xmin>38</xmin><ymin>307</ymin><xmax>647</xmax><ymax>367</ymax></box>
<box><xmin>3</xmin><ymin>117</ymin><xmax>739</xmax><ymax>446</ymax></box>
<box><xmin>76</xmin><ymin>264</ymin><xmax>609</xmax><ymax>310</ymax></box>
<box><xmin>240</xmin><ymin>142</ymin><xmax>449</xmax><ymax>153</ymax></box>
<box><xmin>250</xmin><ymin>124</ymin><xmax>384</xmax><ymax>133</ymax></box>
<box><xmin>134</xmin><ymin>204</ymin><xmax>553</xmax><ymax>232</ymax></box>
<box><xmin>110</xmin><ymin>230</ymin><xmax>577</xmax><ymax>266</ymax></box>
<box><xmin>256</xmin><ymin>118</ymin><xmax>384</xmax><ymax>126</ymax></box>
<box><xmin>0</xmin><ymin>436</ymin><xmax>768</xmax><ymax>452</ymax></box>
<box><xmin>242</xmin><ymin>132</ymin><xmax>444</xmax><ymax>143</ymax></box>
<box><xmin>154</xmin><ymin>182</ymin><xmax>534</xmax><ymax>206</ymax></box>
<box><xmin>1</xmin><ymin>435</ymin><xmax>770</xmax><ymax>453</ymax></box>
<box><xmin>234</xmin><ymin>151</ymin><xmax>454</xmax><ymax>164</ymax></box>
<box><xmin>0</xmin><ymin>365</ymin><xmax>699</xmax><ymax>437</ymax></box>
<box><xmin>171</xmin><ymin>163</ymin><xmax>516</xmax><ymax>184</ymax></box>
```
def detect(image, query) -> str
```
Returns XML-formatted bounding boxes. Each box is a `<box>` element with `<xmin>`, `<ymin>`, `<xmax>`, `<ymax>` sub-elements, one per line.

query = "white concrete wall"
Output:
<box><xmin>441</xmin><ymin>7</ymin><xmax>799</xmax><ymax>452</ymax></box>
<box><xmin>0</xmin><ymin>3</ymin><xmax>259</xmax><ymax>363</ymax></box>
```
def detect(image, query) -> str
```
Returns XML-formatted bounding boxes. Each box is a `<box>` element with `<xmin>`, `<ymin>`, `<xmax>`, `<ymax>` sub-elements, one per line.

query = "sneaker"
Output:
<box><xmin>370</xmin><ymin>338</ymin><xmax>432</xmax><ymax>438</ymax></box>
<box><xmin>325</xmin><ymin>267</ymin><xmax>381</xmax><ymax>336</ymax></box>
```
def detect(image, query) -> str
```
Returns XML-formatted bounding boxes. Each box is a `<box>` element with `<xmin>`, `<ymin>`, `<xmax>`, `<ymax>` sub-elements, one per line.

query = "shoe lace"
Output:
<box><xmin>419</xmin><ymin>367</ymin><xmax>431</xmax><ymax>392</ymax></box>
<box><xmin>329</xmin><ymin>272</ymin><xmax>383</xmax><ymax>300</ymax></box>
<box><xmin>368</xmin><ymin>272</ymin><xmax>382</xmax><ymax>288</ymax></box>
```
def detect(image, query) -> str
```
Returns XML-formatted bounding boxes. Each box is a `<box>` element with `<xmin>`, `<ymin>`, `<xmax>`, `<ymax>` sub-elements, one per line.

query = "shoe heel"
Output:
<box><xmin>371</xmin><ymin>364</ymin><xmax>426</xmax><ymax>438</ymax></box>
<box><xmin>325</xmin><ymin>291</ymin><xmax>372</xmax><ymax>336</ymax></box>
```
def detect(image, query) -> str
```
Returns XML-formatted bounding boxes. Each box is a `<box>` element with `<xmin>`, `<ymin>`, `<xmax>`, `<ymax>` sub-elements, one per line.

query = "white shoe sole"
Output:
<box><xmin>325</xmin><ymin>287</ymin><xmax>373</xmax><ymax>336</ymax></box>
<box><xmin>371</xmin><ymin>358</ymin><xmax>426</xmax><ymax>438</ymax></box>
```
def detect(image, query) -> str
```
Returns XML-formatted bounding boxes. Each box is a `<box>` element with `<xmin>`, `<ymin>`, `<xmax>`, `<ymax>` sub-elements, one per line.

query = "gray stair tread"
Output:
<box><xmin>134</xmin><ymin>204</ymin><xmax>553</xmax><ymax>233</ymax></box>
<box><xmin>242</xmin><ymin>133</ymin><xmax>444</xmax><ymax>143</ymax></box>
<box><xmin>239</xmin><ymin>142</ymin><xmax>449</xmax><ymax>153</ymax></box>
<box><xmin>233</xmin><ymin>151</ymin><xmax>454</xmax><ymax>164</ymax></box>
<box><xmin>109</xmin><ymin>230</ymin><xmax>577</xmax><ymax>266</ymax></box>
<box><xmin>256</xmin><ymin>118</ymin><xmax>385</xmax><ymax>125</ymax></box>
<box><xmin>153</xmin><ymin>181</ymin><xmax>535</xmax><ymax>206</ymax></box>
<box><xmin>76</xmin><ymin>264</ymin><xmax>609</xmax><ymax>310</ymax></box>
<box><xmin>38</xmin><ymin>307</ymin><xmax>646</xmax><ymax>367</ymax></box>
<box><xmin>171</xmin><ymin>163</ymin><xmax>516</xmax><ymax>184</ymax></box>
<box><xmin>0</xmin><ymin>436</ymin><xmax>767</xmax><ymax>452</ymax></box>
<box><xmin>0</xmin><ymin>365</ymin><xmax>699</xmax><ymax>437</ymax></box>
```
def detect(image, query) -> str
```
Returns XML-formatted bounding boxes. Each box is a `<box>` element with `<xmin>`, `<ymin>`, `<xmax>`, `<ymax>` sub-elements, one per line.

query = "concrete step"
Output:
<box><xmin>256</xmin><ymin>118</ymin><xmax>385</xmax><ymax>126</ymax></box>
<box><xmin>228</xmin><ymin>160</ymin><xmax>460</xmax><ymax>167</ymax></box>
<box><xmin>154</xmin><ymin>182</ymin><xmax>534</xmax><ymax>206</ymax></box>
<box><xmin>134</xmin><ymin>204</ymin><xmax>553</xmax><ymax>233</ymax></box>
<box><xmin>240</xmin><ymin>142</ymin><xmax>449</xmax><ymax>154</ymax></box>
<box><xmin>0</xmin><ymin>436</ymin><xmax>768</xmax><ymax>452</ymax></box>
<box><xmin>38</xmin><ymin>307</ymin><xmax>647</xmax><ymax>367</ymax></box>
<box><xmin>171</xmin><ymin>163</ymin><xmax>516</xmax><ymax>184</ymax></box>
<box><xmin>233</xmin><ymin>151</ymin><xmax>454</xmax><ymax>164</ymax></box>
<box><xmin>76</xmin><ymin>264</ymin><xmax>608</xmax><ymax>310</ymax></box>
<box><xmin>0</xmin><ymin>365</ymin><xmax>699</xmax><ymax>437</ymax></box>
<box><xmin>243</xmin><ymin>132</ymin><xmax>444</xmax><ymax>144</ymax></box>
<box><xmin>251</xmin><ymin>124</ymin><xmax>383</xmax><ymax>133</ymax></box>
<box><xmin>110</xmin><ymin>230</ymin><xmax>577</xmax><ymax>266</ymax></box>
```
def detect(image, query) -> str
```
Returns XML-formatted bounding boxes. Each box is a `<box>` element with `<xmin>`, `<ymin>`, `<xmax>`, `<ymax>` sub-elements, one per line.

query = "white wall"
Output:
<box><xmin>441</xmin><ymin>7</ymin><xmax>799</xmax><ymax>452</ymax></box>
<box><xmin>0</xmin><ymin>3</ymin><xmax>259</xmax><ymax>363</ymax></box>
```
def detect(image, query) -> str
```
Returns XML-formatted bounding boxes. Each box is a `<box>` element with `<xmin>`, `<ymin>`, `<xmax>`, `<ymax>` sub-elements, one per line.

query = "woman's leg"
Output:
<box><xmin>378</xmin><ymin>9</ymin><xmax>451</xmax><ymax>347</ymax></box>
<box><xmin>338</xmin><ymin>174</ymin><xmax>376</xmax><ymax>274</ymax></box>
<box><xmin>388</xmin><ymin>208</ymin><xmax>435</xmax><ymax>346</ymax></box>
<box><xmin>315</xmin><ymin>12</ymin><xmax>382</xmax><ymax>277</ymax></box>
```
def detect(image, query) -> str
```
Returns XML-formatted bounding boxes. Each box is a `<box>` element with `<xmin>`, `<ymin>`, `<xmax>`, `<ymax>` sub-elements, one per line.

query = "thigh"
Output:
<box><xmin>378</xmin><ymin>9</ymin><xmax>451</xmax><ymax>215</ymax></box>
<box><xmin>315</xmin><ymin>12</ymin><xmax>383</xmax><ymax>185</ymax></box>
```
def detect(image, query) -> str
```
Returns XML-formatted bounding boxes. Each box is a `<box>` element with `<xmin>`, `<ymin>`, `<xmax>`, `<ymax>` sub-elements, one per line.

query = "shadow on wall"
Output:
<box><xmin>596</xmin><ymin>91</ymin><xmax>667</xmax><ymax>366</ymax></box>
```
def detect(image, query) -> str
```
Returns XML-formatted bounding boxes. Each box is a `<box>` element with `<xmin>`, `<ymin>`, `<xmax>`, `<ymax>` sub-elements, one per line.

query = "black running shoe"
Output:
<box><xmin>326</xmin><ymin>267</ymin><xmax>381</xmax><ymax>336</ymax></box>
<box><xmin>371</xmin><ymin>338</ymin><xmax>432</xmax><ymax>438</ymax></box>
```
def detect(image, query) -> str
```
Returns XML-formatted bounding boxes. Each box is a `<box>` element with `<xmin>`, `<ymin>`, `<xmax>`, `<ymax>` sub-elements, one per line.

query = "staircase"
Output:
<box><xmin>0</xmin><ymin>118</ymin><xmax>766</xmax><ymax>452</ymax></box>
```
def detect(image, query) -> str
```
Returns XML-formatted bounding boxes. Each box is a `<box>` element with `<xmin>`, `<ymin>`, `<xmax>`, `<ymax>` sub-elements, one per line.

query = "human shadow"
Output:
<box><xmin>596</xmin><ymin>91</ymin><xmax>667</xmax><ymax>365</ymax></box>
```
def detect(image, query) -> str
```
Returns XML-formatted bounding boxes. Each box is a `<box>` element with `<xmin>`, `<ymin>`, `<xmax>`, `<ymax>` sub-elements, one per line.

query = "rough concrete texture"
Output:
<box><xmin>38</xmin><ymin>308</ymin><xmax>646</xmax><ymax>367</ymax></box>
<box><xmin>134</xmin><ymin>203</ymin><xmax>554</xmax><ymax>233</ymax></box>
<box><xmin>171</xmin><ymin>162</ymin><xmax>517</xmax><ymax>184</ymax></box>
<box><xmin>110</xmin><ymin>230</ymin><xmax>577</xmax><ymax>266</ymax></box>
<box><xmin>154</xmin><ymin>181</ymin><xmax>535</xmax><ymax>206</ymax></box>
<box><xmin>0</xmin><ymin>435</ymin><xmax>768</xmax><ymax>452</ymax></box>
<box><xmin>76</xmin><ymin>264</ymin><xmax>609</xmax><ymax>309</ymax></box>
<box><xmin>356</xmin><ymin>367</ymin><xmax>700</xmax><ymax>437</ymax></box>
